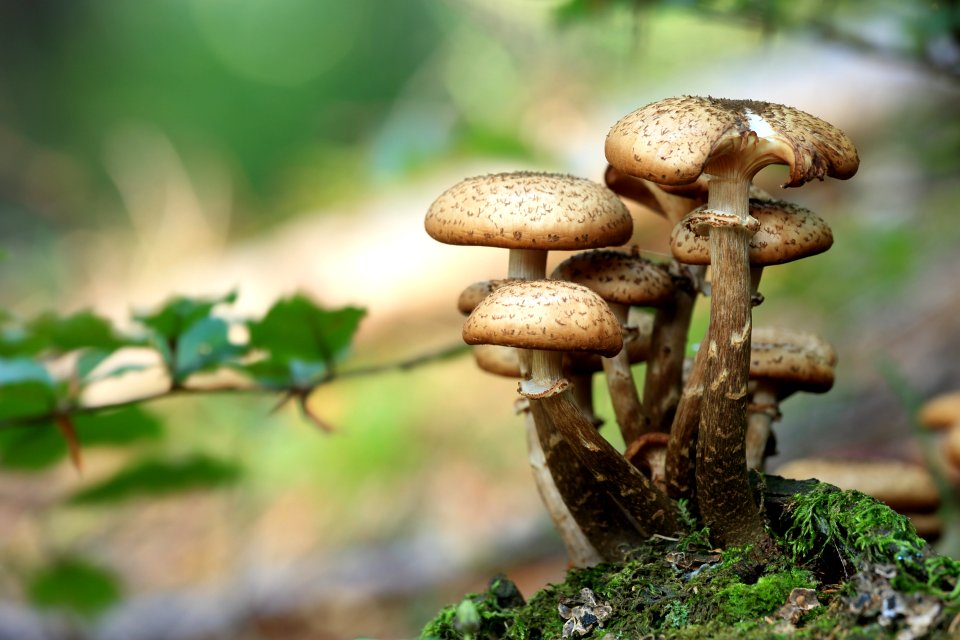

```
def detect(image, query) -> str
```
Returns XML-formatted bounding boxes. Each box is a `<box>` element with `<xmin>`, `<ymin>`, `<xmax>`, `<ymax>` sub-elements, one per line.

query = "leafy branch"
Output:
<box><xmin>0</xmin><ymin>291</ymin><xmax>466</xmax><ymax>465</ymax></box>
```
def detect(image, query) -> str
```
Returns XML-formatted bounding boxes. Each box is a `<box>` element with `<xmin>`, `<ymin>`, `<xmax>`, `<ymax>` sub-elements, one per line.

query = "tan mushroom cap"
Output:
<box><xmin>776</xmin><ymin>458</ymin><xmax>941</xmax><ymax>513</ymax></box>
<box><xmin>605</xmin><ymin>96</ymin><xmax>859</xmax><ymax>188</ymax></box>
<box><xmin>425</xmin><ymin>171</ymin><xmax>633</xmax><ymax>250</ymax></box>
<box><xmin>944</xmin><ymin>423</ymin><xmax>960</xmax><ymax>470</ymax></box>
<box><xmin>462</xmin><ymin>279</ymin><xmax>623</xmax><ymax>357</ymax></box>
<box><xmin>918</xmin><ymin>390</ymin><xmax>960</xmax><ymax>430</ymax></box>
<box><xmin>457</xmin><ymin>279</ymin><xmax>519</xmax><ymax>316</ymax></box>
<box><xmin>750</xmin><ymin>327</ymin><xmax>837</xmax><ymax>394</ymax></box>
<box><xmin>671</xmin><ymin>200</ymin><xmax>833</xmax><ymax>266</ymax></box>
<box><xmin>472</xmin><ymin>344</ymin><xmax>522</xmax><ymax>378</ymax></box>
<box><xmin>566</xmin><ymin>311</ymin><xmax>654</xmax><ymax>374</ymax></box>
<box><xmin>551</xmin><ymin>250</ymin><xmax>674</xmax><ymax>307</ymax></box>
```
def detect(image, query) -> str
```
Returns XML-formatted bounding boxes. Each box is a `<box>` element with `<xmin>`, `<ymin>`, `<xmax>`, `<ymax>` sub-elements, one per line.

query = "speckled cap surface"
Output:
<box><xmin>605</xmin><ymin>96</ymin><xmax>860</xmax><ymax>187</ymax></box>
<box><xmin>425</xmin><ymin>171</ymin><xmax>633</xmax><ymax>250</ymax></box>
<box><xmin>551</xmin><ymin>250</ymin><xmax>674</xmax><ymax>306</ymax></box>
<box><xmin>462</xmin><ymin>279</ymin><xmax>623</xmax><ymax>357</ymax></box>
<box><xmin>750</xmin><ymin>326</ymin><xmax>837</xmax><ymax>393</ymax></box>
<box><xmin>671</xmin><ymin>200</ymin><xmax>833</xmax><ymax>266</ymax></box>
<box><xmin>457</xmin><ymin>279</ymin><xmax>518</xmax><ymax>316</ymax></box>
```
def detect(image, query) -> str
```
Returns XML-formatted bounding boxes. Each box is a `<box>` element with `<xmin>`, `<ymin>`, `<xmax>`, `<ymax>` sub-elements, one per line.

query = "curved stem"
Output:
<box><xmin>665</xmin><ymin>324</ymin><xmax>708</xmax><ymax>506</ymax></box>
<box><xmin>601</xmin><ymin>302</ymin><xmax>646</xmax><ymax>444</ymax></box>
<box><xmin>745</xmin><ymin>383</ymin><xmax>780</xmax><ymax>471</ymax></box>
<box><xmin>643</xmin><ymin>264</ymin><xmax>702</xmax><ymax>434</ymax></box>
<box><xmin>530</xmin><ymin>350</ymin><xmax>681</xmax><ymax>539</ymax></box>
<box><xmin>523</xmin><ymin>407</ymin><xmax>603</xmax><ymax>566</ymax></box>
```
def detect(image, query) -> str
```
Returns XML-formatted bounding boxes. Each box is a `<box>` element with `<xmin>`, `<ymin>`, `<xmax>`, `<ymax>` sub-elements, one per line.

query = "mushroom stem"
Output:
<box><xmin>665</xmin><ymin>327</ymin><xmax>708</xmax><ymax>506</ymax></box>
<box><xmin>569</xmin><ymin>372</ymin><xmax>601</xmax><ymax>427</ymax></box>
<box><xmin>643</xmin><ymin>264</ymin><xmax>702</xmax><ymax>434</ymax></box>
<box><xmin>694</xmin><ymin>160</ymin><xmax>769</xmax><ymax>547</ymax></box>
<box><xmin>600</xmin><ymin>302</ymin><xmax>646</xmax><ymax>444</ymax></box>
<box><xmin>523</xmin><ymin>405</ymin><xmax>603</xmax><ymax>566</ymax></box>
<box><xmin>508</xmin><ymin>249</ymin><xmax>548</xmax><ymax>281</ymax></box>
<box><xmin>528</xmin><ymin>350</ymin><xmax>681</xmax><ymax>539</ymax></box>
<box><xmin>745</xmin><ymin>382</ymin><xmax>779</xmax><ymax>471</ymax></box>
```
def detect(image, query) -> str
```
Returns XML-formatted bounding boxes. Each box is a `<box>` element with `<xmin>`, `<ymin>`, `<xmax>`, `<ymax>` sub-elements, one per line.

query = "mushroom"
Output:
<box><xmin>606</xmin><ymin>96</ymin><xmax>859</xmax><ymax>546</ymax></box>
<box><xmin>425</xmin><ymin>171</ymin><xmax>632</xmax><ymax>281</ymax></box>
<box><xmin>551</xmin><ymin>249</ymin><xmax>673</xmax><ymax>443</ymax></box>
<box><xmin>776</xmin><ymin>458</ymin><xmax>941</xmax><ymax>515</ymax></box>
<box><xmin>744</xmin><ymin>327</ymin><xmax>837</xmax><ymax>470</ymax></box>
<box><xmin>464</xmin><ymin>280</ymin><xmax>680</xmax><ymax>556</ymax></box>
<box><xmin>671</xmin><ymin>199</ymin><xmax>833</xmax><ymax>304</ymax></box>
<box><xmin>624</xmin><ymin>432</ymin><xmax>670</xmax><ymax>493</ymax></box>
<box><xmin>428</xmin><ymin>173</ymin><xmax>634</xmax><ymax>563</ymax></box>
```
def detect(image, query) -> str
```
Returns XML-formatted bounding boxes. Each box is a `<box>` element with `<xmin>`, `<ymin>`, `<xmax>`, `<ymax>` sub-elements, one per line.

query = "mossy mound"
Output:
<box><xmin>421</xmin><ymin>480</ymin><xmax>960</xmax><ymax>639</ymax></box>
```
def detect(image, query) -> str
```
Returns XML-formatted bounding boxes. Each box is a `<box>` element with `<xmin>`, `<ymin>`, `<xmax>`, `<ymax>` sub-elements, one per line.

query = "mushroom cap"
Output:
<box><xmin>471</xmin><ymin>344</ymin><xmax>522</xmax><ymax>378</ymax></box>
<box><xmin>457</xmin><ymin>279</ymin><xmax>518</xmax><ymax>316</ymax></box>
<box><xmin>425</xmin><ymin>171</ymin><xmax>633</xmax><ymax>250</ymax></box>
<box><xmin>775</xmin><ymin>458</ymin><xmax>941</xmax><ymax>513</ymax></box>
<box><xmin>944</xmin><ymin>423</ymin><xmax>960</xmax><ymax>470</ymax></box>
<box><xmin>462</xmin><ymin>279</ymin><xmax>623</xmax><ymax>357</ymax></box>
<box><xmin>918</xmin><ymin>390</ymin><xmax>960</xmax><ymax>430</ymax></box>
<box><xmin>624</xmin><ymin>432</ymin><xmax>670</xmax><ymax>469</ymax></box>
<box><xmin>671</xmin><ymin>200</ymin><xmax>833</xmax><ymax>266</ymax></box>
<box><xmin>566</xmin><ymin>311</ymin><xmax>653</xmax><ymax>374</ymax></box>
<box><xmin>605</xmin><ymin>96</ymin><xmax>859</xmax><ymax>188</ymax></box>
<box><xmin>750</xmin><ymin>327</ymin><xmax>837</xmax><ymax>394</ymax></box>
<box><xmin>551</xmin><ymin>250</ymin><xmax>674</xmax><ymax>307</ymax></box>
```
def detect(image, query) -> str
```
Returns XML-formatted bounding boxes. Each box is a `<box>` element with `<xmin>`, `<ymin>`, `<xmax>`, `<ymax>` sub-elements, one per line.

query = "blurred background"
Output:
<box><xmin>0</xmin><ymin>0</ymin><xmax>958</xmax><ymax>638</ymax></box>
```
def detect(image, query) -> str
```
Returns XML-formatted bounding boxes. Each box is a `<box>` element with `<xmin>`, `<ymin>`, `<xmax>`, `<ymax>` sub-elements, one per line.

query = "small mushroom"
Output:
<box><xmin>624</xmin><ymin>432</ymin><xmax>670</xmax><ymax>493</ymax></box>
<box><xmin>552</xmin><ymin>249</ymin><xmax>673</xmax><ymax>443</ymax></box>
<box><xmin>776</xmin><ymin>458</ymin><xmax>941</xmax><ymax>515</ymax></box>
<box><xmin>745</xmin><ymin>327</ymin><xmax>837</xmax><ymax>470</ymax></box>
<box><xmin>464</xmin><ymin>280</ymin><xmax>680</xmax><ymax>555</ymax></box>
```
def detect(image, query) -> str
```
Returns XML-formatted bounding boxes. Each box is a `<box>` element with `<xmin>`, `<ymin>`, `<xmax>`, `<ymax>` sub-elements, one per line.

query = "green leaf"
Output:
<box><xmin>136</xmin><ymin>291</ymin><xmax>237</xmax><ymax>341</ymax></box>
<box><xmin>246</xmin><ymin>295</ymin><xmax>365</xmax><ymax>388</ymax></box>
<box><xmin>0</xmin><ymin>424</ymin><xmax>65</xmax><ymax>470</ymax></box>
<box><xmin>0</xmin><ymin>407</ymin><xmax>164</xmax><ymax>471</ymax></box>
<box><xmin>69</xmin><ymin>454</ymin><xmax>242</xmax><ymax>505</ymax></box>
<box><xmin>27</xmin><ymin>556</ymin><xmax>122</xmax><ymax>617</ymax></box>
<box><xmin>75</xmin><ymin>406</ymin><xmax>164</xmax><ymax>446</ymax></box>
<box><xmin>28</xmin><ymin>310</ymin><xmax>127</xmax><ymax>353</ymax></box>
<box><xmin>173</xmin><ymin>316</ymin><xmax>246</xmax><ymax>383</ymax></box>
<box><xmin>0</xmin><ymin>358</ymin><xmax>56</xmax><ymax>420</ymax></box>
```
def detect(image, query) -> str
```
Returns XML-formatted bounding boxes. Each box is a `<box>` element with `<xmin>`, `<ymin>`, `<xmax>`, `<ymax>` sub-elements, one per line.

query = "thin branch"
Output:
<box><xmin>0</xmin><ymin>343</ymin><xmax>470</xmax><ymax>430</ymax></box>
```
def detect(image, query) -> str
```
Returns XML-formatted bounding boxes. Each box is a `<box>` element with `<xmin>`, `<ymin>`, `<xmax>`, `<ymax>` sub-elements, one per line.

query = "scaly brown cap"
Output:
<box><xmin>605</xmin><ymin>96</ymin><xmax>859</xmax><ymax>187</ymax></box>
<box><xmin>425</xmin><ymin>171</ymin><xmax>633</xmax><ymax>250</ymax></box>
<box><xmin>671</xmin><ymin>200</ymin><xmax>833</xmax><ymax>266</ymax></box>
<box><xmin>471</xmin><ymin>344</ymin><xmax>522</xmax><ymax>378</ymax></box>
<box><xmin>551</xmin><ymin>250</ymin><xmax>674</xmax><ymax>307</ymax></box>
<box><xmin>918</xmin><ymin>391</ymin><xmax>960</xmax><ymax>430</ymax></box>
<box><xmin>457</xmin><ymin>279</ymin><xmax>519</xmax><ymax>316</ymax></box>
<box><xmin>776</xmin><ymin>458</ymin><xmax>941</xmax><ymax>513</ymax></box>
<box><xmin>750</xmin><ymin>327</ymin><xmax>837</xmax><ymax>394</ymax></box>
<box><xmin>462</xmin><ymin>279</ymin><xmax>622</xmax><ymax>357</ymax></box>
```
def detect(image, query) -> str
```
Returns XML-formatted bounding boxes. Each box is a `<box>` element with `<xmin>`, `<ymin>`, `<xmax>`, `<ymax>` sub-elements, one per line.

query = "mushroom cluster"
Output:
<box><xmin>425</xmin><ymin>96</ymin><xmax>859</xmax><ymax>563</ymax></box>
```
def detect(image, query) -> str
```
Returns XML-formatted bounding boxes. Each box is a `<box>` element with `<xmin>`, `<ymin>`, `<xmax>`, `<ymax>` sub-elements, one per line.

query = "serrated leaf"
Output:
<box><xmin>173</xmin><ymin>316</ymin><xmax>246</xmax><ymax>383</ymax></box>
<box><xmin>68</xmin><ymin>454</ymin><xmax>242</xmax><ymax>505</ymax></box>
<box><xmin>0</xmin><ymin>358</ymin><xmax>56</xmax><ymax>420</ymax></box>
<box><xmin>136</xmin><ymin>291</ymin><xmax>237</xmax><ymax>341</ymax></box>
<box><xmin>27</xmin><ymin>556</ymin><xmax>122</xmax><ymax>617</ymax></box>
<box><xmin>246</xmin><ymin>296</ymin><xmax>364</xmax><ymax>388</ymax></box>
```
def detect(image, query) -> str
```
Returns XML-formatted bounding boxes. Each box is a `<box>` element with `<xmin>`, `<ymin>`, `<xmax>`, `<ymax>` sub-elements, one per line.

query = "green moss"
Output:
<box><xmin>715</xmin><ymin>568</ymin><xmax>815</xmax><ymax>624</ymax></box>
<box><xmin>421</xmin><ymin>483</ymin><xmax>960</xmax><ymax>639</ymax></box>
<box><xmin>783</xmin><ymin>483</ymin><xmax>960</xmax><ymax>600</ymax></box>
